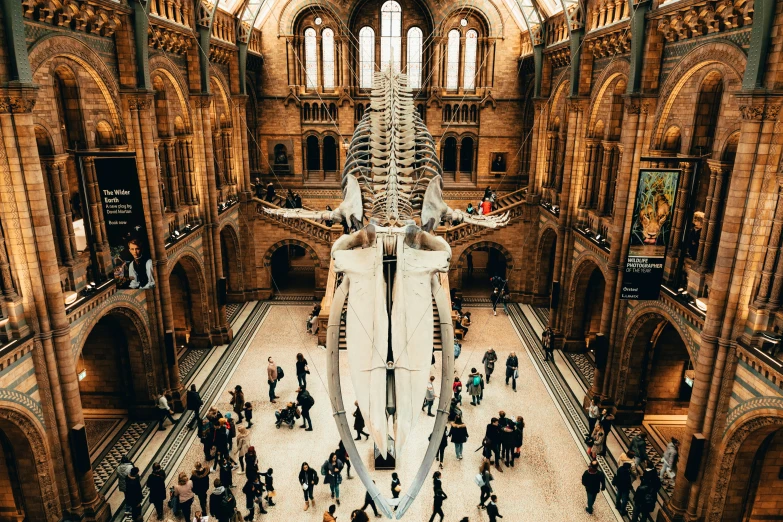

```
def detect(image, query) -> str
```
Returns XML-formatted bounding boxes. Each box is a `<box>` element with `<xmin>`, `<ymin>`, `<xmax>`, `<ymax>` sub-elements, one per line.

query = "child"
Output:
<box><xmin>243</xmin><ymin>402</ymin><xmax>253</xmax><ymax>429</ymax></box>
<box><xmin>260</xmin><ymin>468</ymin><xmax>275</xmax><ymax>506</ymax></box>
<box><xmin>453</xmin><ymin>377</ymin><xmax>462</xmax><ymax>405</ymax></box>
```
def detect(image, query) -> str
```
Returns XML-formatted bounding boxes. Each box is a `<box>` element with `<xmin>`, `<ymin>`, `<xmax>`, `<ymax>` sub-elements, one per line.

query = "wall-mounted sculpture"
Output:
<box><xmin>266</xmin><ymin>68</ymin><xmax>508</xmax><ymax>519</ymax></box>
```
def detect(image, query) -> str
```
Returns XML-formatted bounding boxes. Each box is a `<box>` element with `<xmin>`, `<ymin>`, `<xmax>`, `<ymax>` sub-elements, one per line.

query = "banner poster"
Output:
<box><xmin>92</xmin><ymin>157</ymin><xmax>155</xmax><ymax>289</ymax></box>
<box><xmin>620</xmin><ymin>168</ymin><xmax>681</xmax><ymax>300</ymax></box>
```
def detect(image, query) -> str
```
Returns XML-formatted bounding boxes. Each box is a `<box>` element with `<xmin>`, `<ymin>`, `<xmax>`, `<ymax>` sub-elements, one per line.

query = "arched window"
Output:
<box><xmin>359</xmin><ymin>27</ymin><xmax>375</xmax><ymax>89</ymax></box>
<box><xmin>443</xmin><ymin>137</ymin><xmax>457</xmax><ymax>172</ymax></box>
<box><xmin>304</xmin><ymin>28</ymin><xmax>318</xmax><ymax>89</ymax></box>
<box><xmin>460</xmin><ymin>136</ymin><xmax>474</xmax><ymax>173</ymax></box>
<box><xmin>303</xmin><ymin>103</ymin><xmax>311</xmax><ymax>121</ymax></box>
<box><xmin>463</xmin><ymin>30</ymin><xmax>478</xmax><ymax>90</ymax></box>
<box><xmin>407</xmin><ymin>27</ymin><xmax>423</xmax><ymax>89</ymax></box>
<box><xmin>381</xmin><ymin>1</ymin><xmax>402</xmax><ymax>73</ymax></box>
<box><xmin>306</xmin><ymin>135</ymin><xmax>320</xmax><ymax>171</ymax></box>
<box><xmin>446</xmin><ymin>29</ymin><xmax>460</xmax><ymax>91</ymax></box>
<box><xmin>322</xmin><ymin>28</ymin><xmax>335</xmax><ymax>90</ymax></box>
<box><xmin>323</xmin><ymin>136</ymin><xmax>338</xmax><ymax>171</ymax></box>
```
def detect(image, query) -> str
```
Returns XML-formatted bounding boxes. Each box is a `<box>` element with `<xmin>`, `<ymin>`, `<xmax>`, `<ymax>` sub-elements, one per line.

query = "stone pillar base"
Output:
<box><xmin>189</xmin><ymin>333</ymin><xmax>212</xmax><ymax>349</ymax></box>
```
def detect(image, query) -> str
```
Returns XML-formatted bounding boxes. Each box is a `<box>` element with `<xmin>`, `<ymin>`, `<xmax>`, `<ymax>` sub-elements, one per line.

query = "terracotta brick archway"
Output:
<box><xmin>533</xmin><ymin>226</ymin><xmax>557</xmax><ymax>300</ymax></box>
<box><xmin>220</xmin><ymin>224</ymin><xmax>244</xmax><ymax>299</ymax></box>
<box><xmin>453</xmin><ymin>240</ymin><xmax>515</xmax><ymax>295</ymax></box>
<box><xmin>262</xmin><ymin>239</ymin><xmax>324</xmax><ymax>296</ymax></box>
<box><xmin>564</xmin><ymin>256</ymin><xmax>607</xmax><ymax>347</ymax></box>
<box><xmin>168</xmin><ymin>253</ymin><xmax>210</xmax><ymax>348</ymax></box>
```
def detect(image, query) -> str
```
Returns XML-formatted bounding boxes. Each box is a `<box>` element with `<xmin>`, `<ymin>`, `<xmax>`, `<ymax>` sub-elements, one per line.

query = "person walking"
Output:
<box><xmin>353</xmin><ymin>401</ymin><xmax>370</xmax><ymax>440</ymax></box>
<box><xmin>242</xmin><ymin>476</ymin><xmax>261</xmax><ymax>520</ymax></box>
<box><xmin>322</xmin><ymin>452</ymin><xmax>344</xmax><ymax>505</ymax></box>
<box><xmin>632</xmin><ymin>475</ymin><xmax>658</xmax><ymax>522</ymax></box>
<box><xmin>191</xmin><ymin>462</ymin><xmax>210</xmax><ymax>517</ymax></box>
<box><xmin>435</xmin><ymin>428</ymin><xmax>448</xmax><ymax>469</ymax></box>
<box><xmin>612</xmin><ymin>461</ymin><xmax>633</xmax><ymax>513</ymax></box>
<box><xmin>486</xmin><ymin>494</ymin><xmax>503</xmax><ymax>521</ymax></box>
<box><xmin>187</xmin><ymin>384</ymin><xmax>204</xmax><ymax>430</ymax></box>
<box><xmin>336</xmin><ymin>440</ymin><xmax>352</xmax><ymax>480</ymax></box>
<box><xmin>504</xmin><ymin>352</ymin><xmax>518</xmax><ymax>391</ymax></box>
<box><xmin>147</xmin><ymin>462</ymin><xmax>166</xmax><ymax>520</ymax></box>
<box><xmin>427</xmin><ymin>471</ymin><xmax>447</xmax><ymax>522</ymax></box>
<box><xmin>659</xmin><ymin>438</ymin><xmax>679</xmax><ymax>482</ymax></box>
<box><xmin>245</xmin><ymin>446</ymin><xmax>259</xmax><ymax>482</ymax></box>
<box><xmin>448</xmin><ymin>396</ymin><xmax>462</xmax><ymax>422</ymax></box>
<box><xmin>361</xmin><ymin>482</ymin><xmax>382</xmax><ymax>518</ymax></box>
<box><xmin>477</xmin><ymin>459</ymin><xmax>493</xmax><ymax>508</ymax></box>
<box><xmin>587</xmin><ymin>396</ymin><xmax>601</xmax><ymax>435</ymax></box>
<box><xmin>482</xmin><ymin>348</ymin><xmax>498</xmax><ymax>383</ymax></box>
<box><xmin>630</xmin><ymin>432</ymin><xmax>649</xmax><ymax>469</ymax></box>
<box><xmin>235</xmin><ymin>425</ymin><xmax>250</xmax><ymax>473</ymax></box>
<box><xmin>581</xmin><ymin>460</ymin><xmax>606</xmax><ymax>515</ymax></box>
<box><xmin>260</xmin><ymin>468</ymin><xmax>276</xmax><ymax>507</ymax></box>
<box><xmin>267</xmin><ymin>357</ymin><xmax>279</xmax><ymax>403</ymax></box>
<box><xmin>467</xmin><ymin>368</ymin><xmax>483</xmax><ymax>406</ymax></box>
<box><xmin>229</xmin><ymin>385</ymin><xmax>245</xmax><ymax>423</ymax></box>
<box><xmin>157</xmin><ymin>392</ymin><xmax>177</xmax><ymax>430</ymax></box>
<box><xmin>116</xmin><ymin>455</ymin><xmax>133</xmax><ymax>513</ymax></box>
<box><xmin>243</xmin><ymin>401</ymin><xmax>254</xmax><ymax>429</ymax></box>
<box><xmin>391</xmin><ymin>473</ymin><xmax>401</xmax><ymax>501</ymax></box>
<box><xmin>297</xmin><ymin>386</ymin><xmax>315</xmax><ymax>431</ymax></box>
<box><xmin>542</xmin><ymin>327</ymin><xmax>554</xmax><ymax>362</ymax></box>
<box><xmin>125</xmin><ymin>467</ymin><xmax>143</xmax><ymax>521</ymax></box>
<box><xmin>299</xmin><ymin>462</ymin><xmax>318</xmax><ymax>511</ymax></box>
<box><xmin>323</xmin><ymin>504</ymin><xmax>338</xmax><ymax>522</ymax></box>
<box><xmin>484</xmin><ymin>418</ymin><xmax>503</xmax><ymax>472</ymax></box>
<box><xmin>452</xmin><ymin>376</ymin><xmax>463</xmax><ymax>404</ymax></box>
<box><xmin>175</xmin><ymin>472</ymin><xmax>195</xmax><ymax>521</ymax></box>
<box><xmin>422</xmin><ymin>375</ymin><xmax>437</xmax><ymax>417</ymax></box>
<box><xmin>448</xmin><ymin>416</ymin><xmax>468</xmax><ymax>460</ymax></box>
<box><xmin>296</xmin><ymin>353</ymin><xmax>309</xmax><ymax>388</ymax></box>
<box><xmin>491</xmin><ymin>287</ymin><xmax>502</xmax><ymax>316</ymax></box>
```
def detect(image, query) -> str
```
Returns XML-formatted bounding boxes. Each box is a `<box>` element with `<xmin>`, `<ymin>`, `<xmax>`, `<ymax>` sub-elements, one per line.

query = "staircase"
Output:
<box><xmin>439</xmin><ymin>186</ymin><xmax>529</xmax><ymax>247</ymax></box>
<box><xmin>254</xmin><ymin>198</ymin><xmax>338</xmax><ymax>247</ymax></box>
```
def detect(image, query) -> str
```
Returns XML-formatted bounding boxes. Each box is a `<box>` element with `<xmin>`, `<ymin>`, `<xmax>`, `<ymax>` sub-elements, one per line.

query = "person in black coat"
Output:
<box><xmin>125</xmin><ymin>467</ymin><xmax>143</xmax><ymax>521</ymax></box>
<box><xmin>484</xmin><ymin>418</ymin><xmax>503</xmax><ymax>471</ymax></box>
<box><xmin>200</xmin><ymin>419</ymin><xmax>214</xmax><ymax>462</ymax></box>
<box><xmin>299</xmin><ymin>462</ymin><xmax>318</xmax><ymax>510</ymax></box>
<box><xmin>212</xmin><ymin>418</ymin><xmax>229</xmax><ymax>471</ymax></box>
<box><xmin>581</xmin><ymin>460</ymin><xmax>606</xmax><ymax>515</ymax></box>
<box><xmin>486</xmin><ymin>494</ymin><xmax>503</xmax><ymax>522</ymax></box>
<box><xmin>390</xmin><ymin>473</ymin><xmax>401</xmax><ymax>500</ymax></box>
<box><xmin>146</xmin><ymin>462</ymin><xmax>167</xmax><ymax>520</ymax></box>
<box><xmin>353</xmin><ymin>401</ymin><xmax>370</xmax><ymax>440</ymax></box>
<box><xmin>259</xmin><ymin>468</ymin><xmax>276</xmax><ymax>506</ymax></box>
<box><xmin>296</xmin><ymin>386</ymin><xmax>314</xmax><ymax>431</ymax></box>
<box><xmin>504</xmin><ymin>353</ymin><xmax>519</xmax><ymax>391</ymax></box>
<box><xmin>435</xmin><ymin>429</ymin><xmax>448</xmax><ymax>469</ymax></box>
<box><xmin>187</xmin><ymin>384</ymin><xmax>204</xmax><ymax>429</ymax></box>
<box><xmin>242</xmin><ymin>476</ymin><xmax>266</xmax><ymax>520</ymax></box>
<box><xmin>336</xmin><ymin>440</ymin><xmax>352</xmax><ymax>479</ymax></box>
<box><xmin>219</xmin><ymin>455</ymin><xmax>233</xmax><ymax>489</ymax></box>
<box><xmin>209</xmin><ymin>479</ymin><xmax>234</xmax><ymax>522</ymax></box>
<box><xmin>360</xmin><ymin>481</ymin><xmax>382</xmax><ymax>518</ymax></box>
<box><xmin>612</xmin><ymin>461</ymin><xmax>634</xmax><ymax>512</ymax></box>
<box><xmin>191</xmin><ymin>462</ymin><xmax>210</xmax><ymax>516</ymax></box>
<box><xmin>245</xmin><ymin>446</ymin><xmax>259</xmax><ymax>482</ymax></box>
<box><xmin>427</xmin><ymin>471</ymin><xmax>447</xmax><ymax>522</ymax></box>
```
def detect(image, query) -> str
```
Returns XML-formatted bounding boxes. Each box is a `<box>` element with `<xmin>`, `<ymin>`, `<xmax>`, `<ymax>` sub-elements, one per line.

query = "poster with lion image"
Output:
<box><xmin>621</xmin><ymin>169</ymin><xmax>681</xmax><ymax>300</ymax></box>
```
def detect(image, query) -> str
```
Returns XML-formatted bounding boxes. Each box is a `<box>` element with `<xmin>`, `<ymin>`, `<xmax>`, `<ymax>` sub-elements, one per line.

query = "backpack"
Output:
<box><xmin>472</xmin><ymin>375</ymin><xmax>480</xmax><ymax>387</ymax></box>
<box><xmin>277</xmin><ymin>366</ymin><xmax>284</xmax><ymax>380</ymax></box>
<box><xmin>304</xmin><ymin>393</ymin><xmax>315</xmax><ymax>408</ymax></box>
<box><xmin>454</xmin><ymin>343</ymin><xmax>461</xmax><ymax>359</ymax></box>
<box><xmin>220</xmin><ymin>490</ymin><xmax>236</xmax><ymax>517</ymax></box>
<box><xmin>474</xmin><ymin>473</ymin><xmax>485</xmax><ymax>487</ymax></box>
<box><xmin>455</xmin><ymin>384</ymin><xmax>462</xmax><ymax>394</ymax></box>
<box><xmin>321</xmin><ymin>461</ymin><xmax>329</xmax><ymax>476</ymax></box>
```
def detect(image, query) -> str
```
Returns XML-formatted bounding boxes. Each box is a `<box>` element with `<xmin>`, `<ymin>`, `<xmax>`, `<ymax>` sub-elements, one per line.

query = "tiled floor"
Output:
<box><xmin>138</xmin><ymin>304</ymin><xmax>618</xmax><ymax>522</ymax></box>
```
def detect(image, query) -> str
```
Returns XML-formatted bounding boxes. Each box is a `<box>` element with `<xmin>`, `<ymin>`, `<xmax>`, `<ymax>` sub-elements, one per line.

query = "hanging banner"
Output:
<box><xmin>92</xmin><ymin>156</ymin><xmax>155</xmax><ymax>289</ymax></box>
<box><xmin>620</xmin><ymin>168</ymin><xmax>681</xmax><ymax>300</ymax></box>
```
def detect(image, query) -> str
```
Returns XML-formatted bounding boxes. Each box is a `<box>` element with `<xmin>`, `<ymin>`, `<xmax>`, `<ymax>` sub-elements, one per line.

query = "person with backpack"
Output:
<box><xmin>353</xmin><ymin>401</ymin><xmax>370</xmax><ymax>440</ymax></box>
<box><xmin>267</xmin><ymin>357</ymin><xmax>279</xmax><ymax>403</ymax></box>
<box><xmin>476</xmin><ymin>459</ymin><xmax>493</xmax><ymax>508</ymax></box>
<box><xmin>190</xmin><ymin>462</ymin><xmax>210</xmax><ymax>516</ymax></box>
<box><xmin>299</xmin><ymin>462</ymin><xmax>319</xmax><ymax>511</ymax></box>
<box><xmin>453</xmin><ymin>339</ymin><xmax>462</xmax><ymax>359</ymax></box>
<box><xmin>452</xmin><ymin>377</ymin><xmax>463</xmax><ymax>405</ymax></box>
<box><xmin>210</xmin><ymin>478</ymin><xmax>237</xmax><ymax>522</ymax></box>
<box><xmin>229</xmin><ymin>385</ymin><xmax>245</xmax><ymax>423</ymax></box>
<box><xmin>322</xmin><ymin>452</ymin><xmax>344</xmax><ymax>505</ymax></box>
<box><xmin>467</xmin><ymin>368</ymin><xmax>483</xmax><ymax>406</ymax></box>
<box><xmin>125</xmin><ymin>467</ymin><xmax>143</xmax><ymax>521</ymax></box>
<box><xmin>505</xmin><ymin>352</ymin><xmax>519</xmax><ymax>392</ymax></box>
<box><xmin>632</xmin><ymin>474</ymin><xmax>658</xmax><ymax>522</ymax></box>
<box><xmin>448</xmin><ymin>415</ymin><xmax>468</xmax><ymax>460</ymax></box>
<box><xmin>297</xmin><ymin>386</ymin><xmax>315</xmax><ymax>431</ymax></box>
<box><xmin>147</xmin><ymin>462</ymin><xmax>166</xmax><ymax>520</ymax></box>
<box><xmin>187</xmin><ymin>384</ymin><xmax>204</xmax><ymax>430</ymax></box>
<box><xmin>612</xmin><ymin>461</ymin><xmax>634</xmax><ymax>512</ymax></box>
<box><xmin>427</xmin><ymin>471</ymin><xmax>447</xmax><ymax>522</ymax></box>
<box><xmin>581</xmin><ymin>460</ymin><xmax>606</xmax><ymax>515</ymax></box>
<box><xmin>482</xmin><ymin>348</ymin><xmax>498</xmax><ymax>383</ymax></box>
<box><xmin>421</xmin><ymin>375</ymin><xmax>437</xmax><ymax>417</ymax></box>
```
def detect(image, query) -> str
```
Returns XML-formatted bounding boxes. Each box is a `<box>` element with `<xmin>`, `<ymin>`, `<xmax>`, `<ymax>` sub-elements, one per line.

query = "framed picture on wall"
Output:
<box><xmin>268</xmin><ymin>139</ymin><xmax>293</xmax><ymax>174</ymax></box>
<box><xmin>490</xmin><ymin>152</ymin><xmax>507</xmax><ymax>174</ymax></box>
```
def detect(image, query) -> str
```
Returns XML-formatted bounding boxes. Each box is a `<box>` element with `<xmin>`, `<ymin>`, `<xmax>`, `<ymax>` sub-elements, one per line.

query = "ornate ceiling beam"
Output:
<box><xmin>196</xmin><ymin>0</ymin><xmax>219</xmax><ymax>93</ymax></box>
<box><xmin>236</xmin><ymin>0</ymin><xmax>267</xmax><ymax>94</ymax></box>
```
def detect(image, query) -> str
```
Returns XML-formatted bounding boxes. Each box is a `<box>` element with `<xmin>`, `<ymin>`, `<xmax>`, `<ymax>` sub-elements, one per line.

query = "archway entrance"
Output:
<box><xmin>461</xmin><ymin>245</ymin><xmax>508</xmax><ymax>297</ymax></box>
<box><xmin>220</xmin><ymin>227</ymin><xmax>242</xmax><ymax>300</ymax></box>
<box><xmin>0</xmin><ymin>419</ymin><xmax>49</xmax><ymax>521</ymax></box>
<box><xmin>169</xmin><ymin>259</ymin><xmax>208</xmax><ymax>348</ymax></box>
<box><xmin>269</xmin><ymin>244</ymin><xmax>316</xmax><ymax>296</ymax></box>
<box><xmin>565</xmin><ymin>262</ymin><xmax>606</xmax><ymax>349</ymax></box>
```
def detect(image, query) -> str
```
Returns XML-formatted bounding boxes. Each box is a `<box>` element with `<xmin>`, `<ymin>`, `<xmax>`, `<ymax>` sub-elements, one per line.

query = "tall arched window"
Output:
<box><xmin>322</xmin><ymin>28</ymin><xmax>335</xmax><ymax>90</ymax></box>
<box><xmin>446</xmin><ymin>30</ymin><xmax>460</xmax><ymax>91</ymax></box>
<box><xmin>306</xmin><ymin>135</ymin><xmax>320</xmax><ymax>171</ymax></box>
<box><xmin>460</xmin><ymin>136</ymin><xmax>474</xmax><ymax>173</ymax></box>
<box><xmin>463</xmin><ymin>30</ymin><xmax>478</xmax><ymax>90</ymax></box>
<box><xmin>407</xmin><ymin>27</ymin><xmax>423</xmax><ymax>89</ymax></box>
<box><xmin>359</xmin><ymin>27</ymin><xmax>375</xmax><ymax>89</ymax></box>
<box><xmin>381</xmin><ymin>1</ymin><xmax>402</xmax><ymax>73</ymax></box>
<box><xmin>443</xmin><ymin>137</ymin><xmax>457</xmax><ymax>172</ymax></box>
<box><xmin>304</xmin><ymin>28</ymin><xmax>318</xmax><ymax>89</ymax></box>
<box><xmin>323</xmin><ymin>136</ymin><xmax>338</xmax><ymax>171</ymax></box>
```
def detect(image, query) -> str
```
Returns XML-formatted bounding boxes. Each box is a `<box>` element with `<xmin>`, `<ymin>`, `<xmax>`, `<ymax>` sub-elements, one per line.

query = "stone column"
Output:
<box><xmin>164</xmin><ymin>140</ymin><xmax>180</xmax><ymax>211</ymax></box>
<box><xmin>47</xmin><ymin>157</ymin><xmax>74</xmax><ymax>265</ymax></box>
<box><xmin>697</xmin><ymin>161</ymin><xmax>730</xmax><ymax>272</ymax></box>
<box><xmin>758</xmin><ymin>187</ymin><xmax>783</xmax><ymax>306</ymax></box>
<box><xmin>81</xmin><ymin>156</ymin><xmax>112</xmax><ymax>274</ymax></box>
<box><xmin>579</xmin><ymin>143</ymin><xmax>595</xmax><ymax>209</ymax></box>
<box><xmin>223</xmin><ymin>129</ymin><xmax>235</xmax><ymax>186</ymax></box>
<box><xmin>545</xmin><ymin>132</ymin><xmax>557</xmax><ymax>187</ymax></box>
<box><xmin>597</xmin><ymin>142</ymin><xmax>615</xmax><ymax>214</ymax></box>
<box><xmin>663</xmin><ymin>160</ymin><xmax>694</xmax><ymax>283</ymax></box>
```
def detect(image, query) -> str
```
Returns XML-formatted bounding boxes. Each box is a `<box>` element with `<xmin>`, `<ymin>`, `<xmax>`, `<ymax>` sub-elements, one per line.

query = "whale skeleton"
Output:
<box><xmin>265</xmin><ymin>68</ymin><xmax>508</xmax><ymax>519</ymax></box>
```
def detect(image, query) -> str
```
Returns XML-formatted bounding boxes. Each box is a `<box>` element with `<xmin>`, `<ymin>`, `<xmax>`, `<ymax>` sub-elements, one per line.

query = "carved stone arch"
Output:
<box><xmin>534</xmin><ymin>225</ymin><xmax>558</xmax><ymax>296</ymax></box>
<box><xmin>706</xmin><ymin>413</ymin><xmax>783</xmax><ymax>521</ymax></box>
<box><xmin>209</xmin><ymin>72</ymin><xmax>232</xmax><ymax>127</ymax></box>
<box><xmin>0</xmin><ymin>402</ymin><xmax>61</xmax><ymax>522</ymax></box>
<box><xmin>280</xmin><ymin>0</ymin><xmax>346</xmax><ymax>35</ymax></box>
<box><xmin>587</xmin><ymin>60</ymin><xmax>630</xmax><ymax>132</ymax></box>
<box><xmin>33</xmin><ymin>121</ymin><xmax>56</xmax><ymax>155</ymax></box>
<box><xmin>549</xmin><ymin>76</ymin><xmax>570</xmax><ymax>128</ymax></box>
<box><xmin>168</xmin><ymin>250</ymin><xmax>211</xmax><ymax>338</ymax></box>
<box><xmin>436</xmin><ymin>3</ymin><xmax>502</xmax><ymax>38</ymax></box>
<box><xmin>651</xmin><ymin>40</ymin><xmax>746</xmax><ymax>149</ymax></box>
<box><xmin>456</xmin><ymin>240</ymin><xmax>514</xmax><ymax>271</ymax></box>
<box><xmin>263</xmin><ymin>239</ymin><xmax>322</xmax><ymax>268</ymax></box>
<box><xmin>564</xmin><ymin>253</ymin><xmax>608</xmax><ymax>339</ymax></box>
<box><xmin>219</xmin><ymin>222</ymin><xmax>244</xmax><ymax>294</ymax></box>
<box><xmin>347</xmin><ymin>0</ymin><xmax>435</xmax><ymax>37</ymax></box>
<box><xmin>712</xmin><ymin>125</ymin><xmax>741</xmax><ymax>160</ymax></box>
<box><xmin>28</xmin><ymin>34</ymin><xmax>125</xmax><ymax>143</ymax></box>
<box><xmin>149</xmin><ymin>54</ymin><xmax>194</xmax><ymax>133</ymax></box>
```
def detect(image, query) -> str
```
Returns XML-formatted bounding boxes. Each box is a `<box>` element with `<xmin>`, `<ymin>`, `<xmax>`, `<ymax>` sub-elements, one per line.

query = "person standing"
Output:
<box><xmin>422</xmin><ymin>375</ymin><xmax>437</xmax><ymax>417</ymax></box>
<box><xmin>190</xmin><ymin>462</ymin><xmax>210</xmax><ymax>517</ymax></box>
<box><xmin>467</xmin><ymin>368</ymin><xmax>482</xmax><ymax>406</ymax></box>
<box><xmin>391</xmin><ymin>473</ymin><xmax>401</xmax><ymax>501</ymax></box>
<box><xmin>659</xmin><ymin>438</ymin><xmax>679</xmax><ymax>482</ymax></box>
<box><xmin>219</xmin><ymin>455</ymin><xmax>233</xmax><ymax>490</ymax></box>
<box><xmin>147</xmin><ymin>462</ymin><xmax>166</xmax><ymax>520</ymax></box>
<box><xmin>243</xmin><ymin>401</ymin><xmax>254</xmax><ymax>429</ymax></box>
<box><xmin>452</xmin><ymin>376</ymin><xmax>463</xmax><ymax>405</ymax></box>
<box><xmin>612</xmin><ymin>461</ymin><xmax>634</xmax><ymax>513</ymax></box>
<box><xmin>353</xmin><ymin>401</ymin><xmax>370</xmax><ymax>440</ymax></box>
<box><xmin>504</xmin><ymin>352</ymin><xmax>518</xmax><ymax>391</ymax></box>
<box><xmin>323</xmin><ymin>504</ymin><xmax>338</xmax><ymax>522</ymax></box>
<box><xmin>323</xmin><ymin>452</ymin><xmax>344</xmax><ymax>505</ymax></box>
<box><xmin>482</xmin><ymin>348</ymin><xmax>498</xmax><ymax>383</ymax></box>
<box><xmin>484</xmin><ymin>418</ymin><xmax>503</xmax><ymax>472</ymax></box>
<box><xmin>209</xmin><ymin>479</ymin><xmax>236</xmax><ymax>522</ymax></box>
<box><xmin>591</xmin><ymin>423</ymin><xmax>606</xmax><ymax>457</ymax></box>
<box><xmin>581</xmin><ymin>460</ymin><xmax>606</xmax><ymax>515</ymax></box>
<box><xmin>587</xmin><ymin>396</ymin><xmax>601</xmax><ymax>435</ymax></box>
<box><xmin>435</xmin><ymin>428</ymin><xmax>448</xmax><ymax>469</ymax></box>
<box><xmin>361</xmin><ymin>482</ymin><xmax>382</xmax><ymax>518</ymax></box>
<box><xmin>116</xmin><ymin>455</ymin><xmax>133</xmax><ymax>513</ymax></box>
<box><xmin>427</xmin><ymin>471</ymin><xmax>447</xmax><ymax>522</ymax></box>
<box><xmin>542</xmin><ymin>327</ymin><xmax>554</xmax><ymax>361</ymax></box>
<box><xmin>125</xmin><ymin>467</ymin><xmax>143</xmax><ymax>521</ymax></box>
<box><xmin>242</xmin><ymin>477</ymin><xmax>261</xmax><ymax>521</ymax></box>
<box><xmin>299</xmin><ymin>462</ymin><xmax>318</xmax><ymax>511</ymax></box>
<box><xmin>157</xmin><ymin>392</ymin><xmax>177</xmax><ymax>430</ymax></box>
<box><xmin>235</xmin><ymin>425</ymin><xmax>250</xmax><ymax>473</ymax></box>
<box><xmin>175</xmin><ymin>472</ymin><xmax>195</xmax><ymax>521</ymax></box>
<box><xmin>296</xmin><ymin>353</ymin><xmax>309</xmax><ymax>388</ymax></box>
<box><xmin>336</xmin><ymin>440</ymin><xmax>352</xmax><ymax>480</ymax></box>
<box><xmin>486</xmin><ymin>494</ymin><xmax>503</xmax><ymax>522</ymax></box>
<box><xmin>449</xmin><ymin>416</ymin><xmax>468</xmax><ymax>460</ymax></box>
<box><xmin>297</xmin><ymin>386</ymin><xmax>315</xmax><ymax>431</ymax></box>
<box><xmin>477</xmin><ymin>459</ymin><xmax>493</xmax><ymax>508</ymax></box>
<box><xmin>467</xmin><ymin>252</ymin><xmax>474</xmax><ymax>274</ymax></box>
<box><xmin>632</xmin><ymin>476</ymin><xmax>658</xmax><ymax>522</ymax></box>
<box><xmin>245</xmin><ymin>446</ymin><xmax>259</xmax><ymax>482</ymax></box>
<box><xmin>229</xmin><ymin>385</ymin><xmax>245</xmax><ymax>423</ymax></box>
<box><xmin>267</xmin><ymin>357</ymin><xmax>279</xmax><ymax>403</ymax></box>
<box><xmin>507</xmin><ymin>418</ymin><xmax>524</xmax><ymax>467</ymax></box>
<box><xmin>265</xmin><ymin>182</ymin><xmax>275</xmax><ymax>202</ymax></box>
<box><xmin>259</xmin><ymin>468</ymin><xmax>276</xmax><ymax>507</ymax></box>
<box><xmin>187</xmin><ymin>384</ymin><xmax>204</xmax><ymax>430</ymax></box>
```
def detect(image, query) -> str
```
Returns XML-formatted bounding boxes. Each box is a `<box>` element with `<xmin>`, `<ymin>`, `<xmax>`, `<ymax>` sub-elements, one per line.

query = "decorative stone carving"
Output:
<box><xmin>22</xmin><ymin>0</ymin><xmax>122</xmax><ymax>37</ymax></box>
<box><xmin>739</xmin><ymin>104</ymin><xmax>765</xmax><ymax>120</ymax></box>
<box><xmin>656</xmin><ymin>0</ymin><xmax>754</xmax><ymax>42</ymax></box>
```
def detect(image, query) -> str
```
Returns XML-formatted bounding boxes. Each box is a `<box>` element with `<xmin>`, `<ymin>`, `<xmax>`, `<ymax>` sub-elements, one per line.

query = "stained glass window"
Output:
<box><xmin>359</xmin><ymin>26</ymin><xmax>375</xmax><ymax>89</ymax></box>
<box><xmin>446</xmin><ymin>29</ymin><xmax>460</xmax><ymax>91</ymax></box>
<box><xmin>322</xmin><ymin>28</ymin><xmax>335</xmax><ymax>90</ymax></box>
<box><xmin>463</xmin><ymin>30</ymin><xmax>478</xmax><ymax>90</ymax></box>
<box><xmin>304</xmin><ymin>28</ymin><xmax>318</xmax><ymax>89</ymax></box>
<box><xmin>380</xmin><ymin>1</ymin><xmax>402</xmax><ymax>73</ymax></box>
<box><xmin>407</xmin><ymin>27</ymin><xmax>423</xmax><ymax>89</ymax></box>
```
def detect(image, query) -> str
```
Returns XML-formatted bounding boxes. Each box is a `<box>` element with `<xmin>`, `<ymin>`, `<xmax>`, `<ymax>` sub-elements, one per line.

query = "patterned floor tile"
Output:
<box><xmin>93</xmin><ymin>422</ymin><xmax>151</xmax><ymax>491</ymax></box>
<box><xmin>566</xmin><ymin>352</ymin><xmax>596</xmax><ymax>388</ymax></box>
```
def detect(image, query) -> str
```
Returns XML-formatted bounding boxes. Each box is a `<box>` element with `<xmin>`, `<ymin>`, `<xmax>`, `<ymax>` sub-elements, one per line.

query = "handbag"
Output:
<box><xmin>305</xmin><ymin>364</ymin><xmax>310</xmax><ymax>374</ymax></box>
<box><xmin>514</xmin><ymin>369</ymin><xmax>519</xmax><ymax>379</ymax></box>
<box><xmin>474</xmin><ymin>473</ymin><xmax>485</xmax><ymax>487</ymax></box>
<box><xmin>302</xmin><ymin>483</ymin><xmax>309</xmax><ymax>491</ymax></box>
